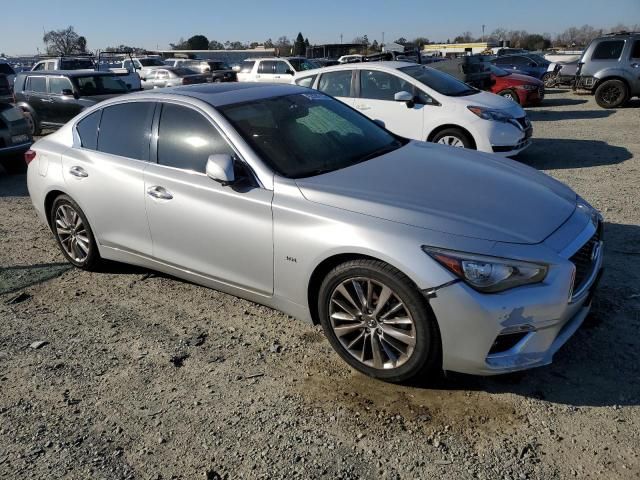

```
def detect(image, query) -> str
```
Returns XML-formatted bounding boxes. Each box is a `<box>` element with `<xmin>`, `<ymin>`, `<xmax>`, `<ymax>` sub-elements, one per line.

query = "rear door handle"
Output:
<box><xmin>147</xmin><ymin>186</ymin><xmax>173</xmax><ymax>200</ymax></box>
<box><xmin>69</xmin><ymin>166</ymin><xmax>88</xmax><ymax>178</ymax></box>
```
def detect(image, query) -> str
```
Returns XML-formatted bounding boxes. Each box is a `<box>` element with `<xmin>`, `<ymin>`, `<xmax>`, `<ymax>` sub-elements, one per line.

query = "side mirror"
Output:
<box><xmin>394</xmin><ymin>90</ymin><xmax>415</xmax><ymax>108</ymax></box>
<box><xmin>206</xmin><ymin>154</ymin><xmax>235</xmax><ymax>185</ymax></box>
<box><xmin>61</xmin><ymin>88</ymin><xmax>74</xmax><ymax>96</ymax></box>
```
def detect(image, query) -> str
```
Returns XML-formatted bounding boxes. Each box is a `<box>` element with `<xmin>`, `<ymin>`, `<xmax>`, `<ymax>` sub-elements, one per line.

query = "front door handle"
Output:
<box><xmin>147</xmin><ymin>186</ymin><xmax>173</xmax><ymax>200</ymax></box>
<box><xmin>69</xmin><ymin>166</ymin><xmax>88</xmax><ymax>178</ymax></box>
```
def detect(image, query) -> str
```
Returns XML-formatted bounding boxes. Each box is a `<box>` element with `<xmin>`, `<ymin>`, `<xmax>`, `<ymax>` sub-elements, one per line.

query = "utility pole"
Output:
<box><xmin>340</xmin><ymin>33</ymin><xmax>343</xmax><ymax>44</ymax></box>
<box><xmin>382</xmin><ymin>31</ymin><xmax>385</xmax><ymax>46</ymax></box>
<box><xmin>482</xmin><ymin>25</ymin><xmax>486</xmax><ymax>42</ymax></box>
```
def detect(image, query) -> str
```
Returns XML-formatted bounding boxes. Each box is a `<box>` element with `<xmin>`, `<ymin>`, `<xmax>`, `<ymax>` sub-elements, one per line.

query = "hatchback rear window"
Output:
<box><xmin>592</xmin><ymin>40</ymin><xmax>625</xmax><ymax>60</ymax></box>
<box><xmin>97</xmin><ymin>102</ymin><xmax>155</xmax><ymax>160</ymax></box>
<box><xmin>76</xmin><ymin>110</ymin><xmax>101</xmax><ymax>150</ymax></box>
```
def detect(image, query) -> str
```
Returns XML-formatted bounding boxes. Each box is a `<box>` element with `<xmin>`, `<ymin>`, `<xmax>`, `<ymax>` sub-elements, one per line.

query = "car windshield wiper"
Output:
<box><xmin>356</xmin><ymin>141</ymin><xmax>404</xmax><ymax>163</ymax></box>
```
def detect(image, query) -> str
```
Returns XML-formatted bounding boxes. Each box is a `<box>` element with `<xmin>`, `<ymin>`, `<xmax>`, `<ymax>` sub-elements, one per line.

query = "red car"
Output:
<box><xmin>488</xmin><ymin>64</ymin><xmax>544</xmax><ymax>106</ymax></box>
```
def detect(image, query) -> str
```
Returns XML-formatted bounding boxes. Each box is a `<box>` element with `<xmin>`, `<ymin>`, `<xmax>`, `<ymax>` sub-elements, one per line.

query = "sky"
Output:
<box><xmin>1</xmin><ymin>0</ymin><xmax>639</xmax><ymax>55</ymax></box>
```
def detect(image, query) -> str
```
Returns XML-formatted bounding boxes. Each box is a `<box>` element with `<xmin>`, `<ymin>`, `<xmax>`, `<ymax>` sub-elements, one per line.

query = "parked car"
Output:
<box><xmin>487</xmin><ymin>64</ymin><xmax>544</xmax><ymax>105</ymax></box>
<box><xmin>491</xmin><ymin>54</ymin><xmax>550</xmax><ymax>80</ymax></box>
<box><xmin>205</xmin><ymin>61</ymin><xmax>237</xmax><ymax>82</ymax></box>
<box><xmin>0</xmin><ymin>61</ymin><xmax>17</xmax><ymax>89</ymax></box>
<box><xmin>0</xmin><ymin>74</ymin><xmax>13</xmax><ymax>102</ymax></box>
<box><xmin>543</xmin><ymin>61</ymin><xmax>579</xmax><ymax>88</ymax></box>
<box><xmin>13</xmin><ymin>71</ymin><xmax>131</xmax><ymax>135</ymax></box>
<box><xmin>0</xmin><ymin>102</ymin><xmax>32</xmax><ymax>173</ymax></box>
<box><xmin>311</xmin><ymin>58</ymin><xmax>340</xmax><ymax>67</ymax></box>
<box><xmin>338</xmin><ymin>54</ymin><xmax>364</xmax><ymax>63</ymax></box>
<box><xmin>427</xmin><ymin>56</ymin><xmax>493</xmax><ymax>90</ymax></box>
<box><xmin>26</xmin><ymin>83</ymin><xmax>603</xmax><ymax>382</ymax></box>
<box><xmin>164</xmin><ymin>58</ymin><xmax>212</xmax><ymax>74</ymax></box>
<box><xmin>140</xmin><ymin>67</ymin><xmax>208</xmax><ymax>89</ymax></box>
<box><xmin>120</xmin><ymin>56</ymin><xmax>167</xmax><ymax>80</ymax></box>
<box><xmin>294</xmin><ymin>62</ymin><xmax>532</xmax><ymax>157</ymax></box>
<box><xmin>574</xmin><ymin>31</ymin><xmax>640</xmax><ymax>108</ymax></box>
<box><xmin>236</xmin><ymin>57</ymin><xmax>318</xmax><ymax>83</ymax></box>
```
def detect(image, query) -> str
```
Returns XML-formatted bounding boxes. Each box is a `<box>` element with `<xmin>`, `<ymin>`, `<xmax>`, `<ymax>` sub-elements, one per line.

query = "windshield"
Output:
<box><xmin>219</xmin><ymin>93</ymin><xmax>406</xmax><ymax>178</ymax></box>
<box><xmin>288</xmin><ymin>59</ymin><xmax>319</xmax><ymax>71</ymax></box>
<box><xmin>139</xmin><ymin>58</ymin><xmax>165</xmax><ymax>67</ymax></box>
<box><xmin>60</xmin><ymin>59</ymin><xmax>95</xmax><ymax>70</ymax></box>
<box><xmin>527</xmin><ymin>54</ymin><xmax>549</xmax><ymax>65</ymax></box>
<box><xmin>399</xmin><ymin>65</ymin><xmax>478</xmax><ymax>97</ymax></box>
<box><xmin>488</xmin><ymin>64</ymin><xmax>510</xmax><ymax>77</ymax></box>
<box><xmin>73</xmin><ymin>75</ymin><xmax>128</xmax><ymax>95</ymax></box>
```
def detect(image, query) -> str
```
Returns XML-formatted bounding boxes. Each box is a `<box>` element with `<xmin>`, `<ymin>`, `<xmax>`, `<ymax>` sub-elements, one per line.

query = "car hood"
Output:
<box><xmin>508</xmin><ymin>72</ymin><xmax>543</xmax><ymax>85</ymax></box>
<box><xmin>296</xmin><ymin>142</ymin><xmax>576</xmax><ymax>244</ymax></box>
<box><xmin>452</xmin><ymin>90</ymin><xmax>525</xmax><ymax>118</ymax></box>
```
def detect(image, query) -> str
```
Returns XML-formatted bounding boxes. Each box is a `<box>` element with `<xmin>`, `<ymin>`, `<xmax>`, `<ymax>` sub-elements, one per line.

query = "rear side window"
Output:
<box><xmin>157</xmin><ymin>103</ymin><xmax>234</xmax><ymax>173</ymax></box>
<box><xmin>631</xmin><ymin>40</ymin><xmax>640</xmax><ymax>59</ymax></box>
<box><xmin>97</xmin><ymin>102</ymin><xmax>155</xmax><ymax>160</ymax></box>
<box><xmin>295</xmin><ymin>75</ymin><xmax>317</xmax><ymax>88</ymax></box>
<box><xmin>592</xmin><ymin>40</ymin><xmax>625</xmax><ymax>60</ymax></box>
<box><xmin>258</xmin><ymin>61</ymin><xmax>276</xmax><ymax>74</ymax></box>
<box><xmin>26</xmin><ymin>76</ymin><xmax>47</xmax><ymax>93</ymax></box>
<box><xmin>76</xmin><ymin>110</ymin><xmax>101</xmax><ymax>150</ymax></box>
<box><xmin>317</xmin><ymin>70</ymin><xmax>353</xmax><ymax>97</ymax></box>
<box><xmin>360</xmin><ymin>70</ymin><xmax>412</xmax><ymax>101</ymax></box>
<box><xmin>239</xmin><ymin>61</ymin><xmax>255</xmax><ymax>73</ymax></box>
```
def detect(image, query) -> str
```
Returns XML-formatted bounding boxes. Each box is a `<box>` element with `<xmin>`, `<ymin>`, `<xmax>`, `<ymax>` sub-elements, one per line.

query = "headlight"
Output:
<box><xmin>516</xmin><ymin>84</ymin><xmax>538</xmax><ymax>91</ymax></box>
<box><xmin>422</xmin><ymin>247</ymin><xmax>548</xmax><ymax>293</ymax></box>
<box><xmin>467</xmin><ymin>106</ymin><xmax>514</xmax><ymax>123</ymax></box>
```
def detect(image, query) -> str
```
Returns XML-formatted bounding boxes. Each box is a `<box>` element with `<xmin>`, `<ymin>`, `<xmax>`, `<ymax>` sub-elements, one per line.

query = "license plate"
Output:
<box><xmin>11</xmin><ymin>134</ymin><xmax>29</xmax><ymax>144</ymax></box>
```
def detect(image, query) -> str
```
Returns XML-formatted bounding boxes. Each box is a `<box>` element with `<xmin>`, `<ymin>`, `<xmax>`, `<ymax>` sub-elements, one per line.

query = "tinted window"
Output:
<box><xmin>74</xmin><ymin>75</ymin><xmax>128</xmax><ymax>95</ymax></box>
<box><xmin>508</xmin><ymin>56</ymin><xmax>528</xmax><ymax>65</ymax></box>
<box><xmin>76</xmin><ymin>110</ymin><xmax>101</xmax><ymax>150</ymax></box>
<box><xmin>97</xmin><ymin>102</ymin><xmax>155</xmax><ymax>160</ymax></box>
<box><xmin>219</xmin><ymin>93</ymin><xmax>406</xmax><ymax>179</ymax></box>
<box><xmin>49</xmin><ymin>77</ymin><xmax>73</xmax><ymax>94</ymax></box>
<box><xmin>240</xmin><ymin>61</ymin><xmax>255</xmax><ymax>73</ymax></box>
<box><xmin>360</xmin><ymin>70</ymin><xmax>413</xmax><ymax>101</ymax></box>
<box><xmin>157</xmin><ymin>103</ymin><xmax>234</xmax><ymax>173</ymax></box>
<box><xmin>288</xmin><ymin>59</ymin><xmax>317</xmax><ymax>71</ymax></box>
<box><xmin>295</xmin><ymin>75</ymin><xmax>317</xmax><ymax>87</ymax></box>
<box><xmin>318</xmin><ymin>70</ymin><xmax>353</xmax><ymax>97</ymax></box>
<box><xmin>631</xmin><ymin>40</ymin><xmax>640</xmax><ymax>59</ymax></box>
<box><xmin>26</xmin><ymin>76</ymin><xmax>47</xmax><ymax>93</ymax></box>
<box><xmin>493</xmin><ymin>57</ymin><xmax>512</xmax><ymax>65</ymax></box>
<box><xmin>592</xmin><ymin>40</ymin><xmax>625</xmax><ymax>60</ymax></box>
<box><xmin>173</xmin><ymin>68</ymin><xmax>196</xmax><ymax>76</ymax></box>
<box><xmin>399</xmin><ymin>65</ymin><xmax>477</xmax><ymax>96</ymax></box>
<box><xmin>0</xmin><ymin>63</ymin><xmax>15</xmax><ymax>75</ymax></box>
<box><xmin>60</xmin><ymin>59</ymin><xmax>95</xmax><ymax>70</ymax></box>
<box><xmin>258</xmin><ymin>61</ymin><xmax>276</xmax><ymax>74</ymax></box>
<box><xmin>275</xmin><ymin>61</ymin><xmax>291</xmax><ymax>74</ymax></box>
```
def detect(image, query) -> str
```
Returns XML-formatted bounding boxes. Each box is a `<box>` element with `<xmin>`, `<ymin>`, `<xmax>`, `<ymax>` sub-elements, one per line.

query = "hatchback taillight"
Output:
<box><xmin>24</xmin><ymin>149</ymin><xmax>36</xmax><ymax>165</ymax></box>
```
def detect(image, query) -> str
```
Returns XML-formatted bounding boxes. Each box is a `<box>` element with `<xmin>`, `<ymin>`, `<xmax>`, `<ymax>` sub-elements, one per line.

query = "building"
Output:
<box><xmin>305</xmin><ymin>43</ymin><xmax>367</xmax><ymax>59</ymax></box>
<box><xmin>422</xmin><ymin>42</ymin><xmax>498</xmax><ymax>58</ymax></box>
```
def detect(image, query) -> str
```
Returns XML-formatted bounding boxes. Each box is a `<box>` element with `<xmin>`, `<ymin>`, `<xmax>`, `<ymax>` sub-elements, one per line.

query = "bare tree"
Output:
<box><xmin>43</xmin><ymin>26</ymin><xmax>86</xmax><ymax>55</ymax></box>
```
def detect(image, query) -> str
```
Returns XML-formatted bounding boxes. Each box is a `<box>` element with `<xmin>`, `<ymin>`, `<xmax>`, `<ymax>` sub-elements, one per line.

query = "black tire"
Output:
<box><xmin>22</xmin><ymin>110</ymin><xmax>41</xmax><ymax>136</ymax></box>
<box><xmin>542</xmin><ymin>72</ymin><xmax>557</xmax><ymax>88</ymax></box>
<box><xmin>431</xmin><ymin>127</ymin><xmax>473</xmax><ymax>149</ymax></box>
<box><xmin>50</xmin><ymin>194</ymin><xmax>101</xmax><ymax>270</ymax></box>
<box><xmin>498</xmin><ymin>89</ymin><xmax>521</xmax><ymax>104</ymax></box>
<box><xmin>317</xmin><ymin>259</ymin><xmax>441</xmax><ymax>383</ymax></box>
<box><xmin>213</xmin><ymin>77</ymin><xmax>222</xmax><ymax>83</ymax></box>
<box><xmin>594</xmin><ymin>79</ymin><xmax>629</xmax><ymax>108</ymax></box>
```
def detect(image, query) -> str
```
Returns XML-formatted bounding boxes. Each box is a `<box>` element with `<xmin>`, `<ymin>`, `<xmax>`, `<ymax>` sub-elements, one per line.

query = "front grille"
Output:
<box><xmin>570</xmin><ymin>224</ymin><xmax>602</xmax><ymax>291</ymax></box>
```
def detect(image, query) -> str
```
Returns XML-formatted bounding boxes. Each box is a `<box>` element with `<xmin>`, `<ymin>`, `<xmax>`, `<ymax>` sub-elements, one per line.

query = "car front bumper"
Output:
<box><xmin>473</xmin><ymin>118</ymin><xmax>532</xmax><ymax>157</ymax></box>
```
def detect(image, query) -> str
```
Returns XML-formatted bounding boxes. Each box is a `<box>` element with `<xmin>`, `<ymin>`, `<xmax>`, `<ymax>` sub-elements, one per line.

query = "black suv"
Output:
<box><xmin>13</xmin><ymin>70</ymin><xmax>130</xmax><ymax>135</ymax></box>
<box><xmin>206</xmin><ymin>61</ymin><xmax>237</xmax><ymax>82</ymax></box>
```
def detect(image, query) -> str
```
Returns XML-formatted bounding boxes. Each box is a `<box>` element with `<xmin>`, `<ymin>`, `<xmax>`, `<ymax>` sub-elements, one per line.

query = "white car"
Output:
<box><xmin>338</xmin><ymin>54</ymin><xmax>364</xmax><ymax>63</ymax></box>
<box><xmin>293</xmin><ymin>62</ymin><xmax>532</xmax><ymax>157</ymax></box>
<box><xmin>237</xmin><ymin>57</ymin><xmax>318</xmax><ymax>83</ymax></box>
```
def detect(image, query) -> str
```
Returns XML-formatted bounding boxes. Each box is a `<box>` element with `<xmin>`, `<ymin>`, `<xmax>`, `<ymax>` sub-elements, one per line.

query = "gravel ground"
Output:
<box><xmin>1</xmin><ymin>89</ymin><xmax>639</xmax><ymax>480</ymax></box>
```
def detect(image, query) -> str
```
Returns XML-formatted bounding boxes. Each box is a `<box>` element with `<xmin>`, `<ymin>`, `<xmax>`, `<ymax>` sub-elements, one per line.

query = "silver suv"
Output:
<box><xmin>574</xmin><ymin>31</ymin><xmax>640</xmax><ymax>108</ymax></box>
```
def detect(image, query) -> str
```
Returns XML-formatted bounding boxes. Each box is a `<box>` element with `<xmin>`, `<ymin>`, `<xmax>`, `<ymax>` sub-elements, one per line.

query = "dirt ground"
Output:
<box><xmin>1</xmin><ymin>89</ymin><xmax>639</xmax><ymax>480</ymax></box>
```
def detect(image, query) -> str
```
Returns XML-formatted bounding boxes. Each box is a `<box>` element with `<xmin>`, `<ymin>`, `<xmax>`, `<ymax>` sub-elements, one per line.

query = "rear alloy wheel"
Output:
<box><xmin>542</xmin><ymin>72</ymin><xmax>557</xmax><ymax>88</ymax></box>
<box><xmin>498</xmin><ymin>89</ymin><xmax>521</xmax><ymax>104</ymax></box>
<box><xmin>594</xmin><ymin>79</ymin><xmax>629</xmax><ymax>108</ymax></box>
<box><xmin>51</xmin><ymin>195</ymin><xmax>100</xmax><ymax>270</ymax></box>
<box><xmin>432</xmin><ymin>128</ymin><xmax>472</xmax><ymax>149</ymax></box>
<box><xmin>318</xmin><ymin>260</ymin><xmax>440</xmax><ymax>383</ymax></box>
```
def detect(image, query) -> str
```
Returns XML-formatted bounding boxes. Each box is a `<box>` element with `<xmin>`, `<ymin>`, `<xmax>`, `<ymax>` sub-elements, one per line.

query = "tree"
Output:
<box><xmin>394</xmin><ymin>37</ymin><xmax>407</xmax><ymax>45</ymax></box>
<box><xmin>304</xmin><ymin>38</ymin><xmax>310</xmax><ymax>48</ymax></box>
<box><xmin>412</xmin><ymin>37</ymin><xmax>430</xmax><ymax>47</ymax></box>
<box><xmin>294</xmin><ymin>32</ymin><xmax>306</xmax><ymax>56</ymax></box>
<box><xmin>249</xmin><ymin>41</ymin><xmax>260</xmax><ymax>49</ymax></box>
<box><xmin>187</xmin><ymin>35</ymin><xmax>209</xmax><ymax>50</ymax></box>
<box><xmin>523</xmin><ymin>34</ymin><xmax>550</xmax><ymax>51</ymax></box>
<box><xmin>170</xmin><ymin>37</ymin><xmax>189</xmax><ymax>50</ymax></box>
<box><xmin>453</xmin><ymin>31</ymin><xmax>474</xmax><ymax>43</ymax></box>
<box><xmin>275</xmin><ymin>36</ymin><xmax>292</xmax><ymax>55</ymax></box>
<box><xmin>105</xmin><ymin>44</ymin><xmax>146</xmax><ymax>54</ymax></box>
<box><xmin>208</xmin><ymin>40</ymin><xmax>224</xmax><ymax>50</ymax></box>
<box><xmin>371</xmin><ymin>39</ymin><xmax>380</xmax><ymax>52</ymax></box>
<box><xmin>43</xmin><ymin>26</ymin><xmax>86</xmax><ymax>55</ymax></box>
<box><xmin>227</xmin><ymin>41</ymin><xmax>246</xmax><ymax>50</ymax></box>
<box><xmin>264</xmin><ymin>38</ymin><xmax>274</xmax><ymax>49</ymax></box>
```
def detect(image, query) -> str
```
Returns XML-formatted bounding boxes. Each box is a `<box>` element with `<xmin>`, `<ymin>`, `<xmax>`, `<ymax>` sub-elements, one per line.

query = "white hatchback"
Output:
<box><xmin>237</xmin><ymin>57</ymin><xmax>318</xmax><ymax>84</ymax></box>
<box><xmin>294</xmin><ymin>62</ymin><xmax>532</xmax><ymax>156</ymax></box>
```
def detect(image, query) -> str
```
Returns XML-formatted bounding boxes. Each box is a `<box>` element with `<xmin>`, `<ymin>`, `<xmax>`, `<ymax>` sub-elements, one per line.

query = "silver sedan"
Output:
<box><xmin>26</xmin><ymin>83</ymin><xmax>603</xmax><ymax>382</ymax></box>
<box><xmin>140</xmin><ymin>67</ymin><xmax>209</xmax><ymax>90</ymax></box>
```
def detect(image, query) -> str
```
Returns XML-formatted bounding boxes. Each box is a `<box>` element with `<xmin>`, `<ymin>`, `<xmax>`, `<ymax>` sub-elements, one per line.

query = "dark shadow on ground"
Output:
<box><xmin>527</xmin><ymin>109</ymin><xmax>613</xmax><ymax>121</ymax></box>
<box><xmin>517</xmin><ymin>138</ymin><xmax>631</xmax><ymax>169</ymax></box>
<box><xmin>531</xmin><ymin>97</ymin><xmax>588</xmax><ymax>108</ymax></box>
<box><xmin>0</xmin><ymin>262</ymin><xmax>72</xmax><ymax>295</ymax></box>
<box><xmin>0</xmin><ymin>172</ymin><xmax>28</xmax><ymax>197</ymax></box>
<box><xmin>409</xmin><ymin>222</ymin><xmax>640</xmax><ymax>408</ymax></box>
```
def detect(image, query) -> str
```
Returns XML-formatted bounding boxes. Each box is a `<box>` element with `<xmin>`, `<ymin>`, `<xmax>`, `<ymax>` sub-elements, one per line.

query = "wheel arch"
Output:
<box><xmin>426</xmin><ymin>124</ymin><xmax>477</xmax><ymax>150</ymax></box>
<box><xmin>44</xmin><ymin>189</ymin><xmax>67</xmax><ymax>229</ymax></box>
<box><xmin>593</xmin><ymin>75</ymin><xmax>631</xmax><ymax>92</ymax></box>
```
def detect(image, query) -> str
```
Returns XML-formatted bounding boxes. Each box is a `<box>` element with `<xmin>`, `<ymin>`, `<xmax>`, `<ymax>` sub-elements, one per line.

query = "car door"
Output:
<box><xmin>61</xmin><ymin>102</ymin><xmax>156</xmax><ymax>256</ymax></box>
<box><xmin>353</xmin><ymin>69</ymin><xmax>424</xmax><ymax>140</ymax></box>
<box><xmin>23</xmin><ymin>76</ymin><xmax>51</xmax><ymax>122</ymax></box>
<box><xmin>316</xmin><ymin>69</ymin><xmax>356</xmax><ymax>107</ymax></box>
<box><xmin>143</xmin><ymin>102</ymin><xmax>274</xmax><ymax>294</ymax></box>
<box><xmin>273</xmin><ymin>60</ymin><xmax>295</xmax><ymax>83</ymax></box>
<box><xmin>255</xmin><ymin>60</ymin><xmax>277</xmax><ymax>82</ymax></box>
<box><xmin>47</xmin><ymin>76</ymin><xmax>83</xmax><ymax>125</ymax></box>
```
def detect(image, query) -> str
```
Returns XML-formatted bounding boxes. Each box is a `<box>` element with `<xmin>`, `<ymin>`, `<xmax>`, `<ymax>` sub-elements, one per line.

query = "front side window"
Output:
<box><xmin>219</xmin><ymin>93</ymin><xmax>405</xmax><ymax>178</ymax></box>
<box><xmin>76</xmin><ymin>110</ymin><xmax>101</xmax><ymax>150</ymax></box>
<box><xmin>26</xmin><ymin>76</ymin><xmax>47</xmax><ymax>93</ymax></box>
<box><xmin>288</xmin><ymin>59</ymin><xmax>317</xmax><ymax>71</ymax></box>
<box><xmin>258</xmin><ymin>61</ymin><xmax>276</xmax><ymax>74</ymax></box>
<box><xmin>592</xmin><ymin>40</ymin><xmax>625</xmax><ymax>60</ymax></box>
<box><xmin>317</xmin><ymin>70</ymin><xmax>353</xmax><ymax>97</ymax></box>
<box><xmin>157</xmin><ymin>103</ymin><xmax>234</xmax><ymax>173</ymax></box>
<box><xmin>399</xmin><ymin>65</ymin><xmax>477</xmax><ymax>97</ymax></box>
<box><xmin>97</xmin><ymin>102</ymin><xmax>155</xmax><ymax>160</ymax></box>
<box><xmin>240</xmin><ymin>60</ymin><xmax>255</xmax><ymax>73</ymax></box>
<box><xmin>295</xmin><ymin>75</ymin><xmax>317</xmax><ymax>88</ymax></box>
<box><xmin>49</xmin><ymin>77</ymin><xmax>73</xmax><ymax>95</ymax></box>
<box><xmin>275</xmin><ymin>61</ymin><xmax>291</xmax><ymax>74</ymax></box>
<box><xmin>360</xmin><ymin>70</ymin><xmax>413</xmax><ymax>101</ymax></box>
<box><xmin>32</xmin><ymin>63</ymin><xmax>45</xmax><ymax>71</ymax></box>
<box><xmin>74</xmin><ymin>75</ymin><xmax>128</xmax><ymax>95</ymax></box>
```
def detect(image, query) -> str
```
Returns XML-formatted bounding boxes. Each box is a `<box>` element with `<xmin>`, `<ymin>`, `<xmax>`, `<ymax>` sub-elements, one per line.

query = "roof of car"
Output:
<box><xmin>296</xmin><ymin>61</ymin><xmax>417</xmax><ymax>75</ymax></box>
<box><xmin>129</xmin><ymin>83</ymin><xmax>306</xmax><ymax>107</ymax></box>
<box><xmin>17</xmin><ymin>70</ymin><xmax>117</xmax><ymax>77</ymax></box>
